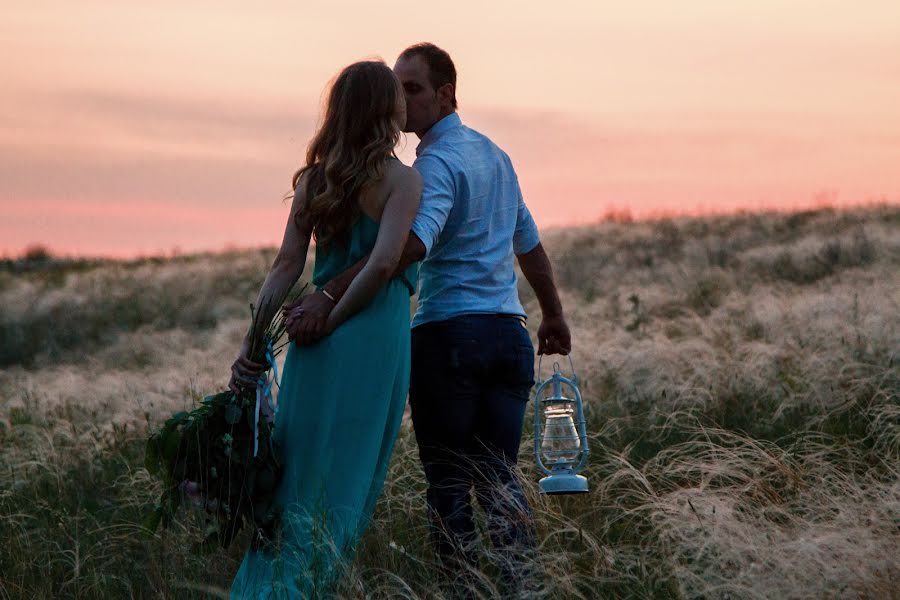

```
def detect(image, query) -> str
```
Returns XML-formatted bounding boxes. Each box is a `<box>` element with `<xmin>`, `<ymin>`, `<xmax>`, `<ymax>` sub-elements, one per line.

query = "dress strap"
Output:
<box><xmin>398</xmin><ymin>273</ymin><xmax>415</xmax><ymax>296</ymax></box>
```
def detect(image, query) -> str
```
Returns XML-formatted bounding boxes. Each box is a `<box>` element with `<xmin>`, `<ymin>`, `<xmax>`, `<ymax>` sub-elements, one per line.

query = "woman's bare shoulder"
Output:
<box><xmin>292</xmin><ymin>170</ymin><xmax>309</xmax><ymax>199</ymax></box>
<box><xmin>384</xmin><ymin>159</ymin><xmax>422</xmax><ymax>191</ymax></box>
<box><xmin>290</xmin><ymin>171</ymin><xmax>315</xmax><ymax>232</ymax></box>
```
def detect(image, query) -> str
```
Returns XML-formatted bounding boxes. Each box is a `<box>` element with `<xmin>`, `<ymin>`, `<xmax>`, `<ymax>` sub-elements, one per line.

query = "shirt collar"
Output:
<box><xmin>416</xmin><ymin>112</ymin><xmax>462</xmax><ymax>156</ymax></box>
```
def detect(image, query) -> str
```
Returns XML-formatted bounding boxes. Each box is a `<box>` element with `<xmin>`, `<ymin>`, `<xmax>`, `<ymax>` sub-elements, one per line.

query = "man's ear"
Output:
<box><xmin>437</xmin><ymin>83</ymin><xmax>455</xmax><ymax>108</ymax></box>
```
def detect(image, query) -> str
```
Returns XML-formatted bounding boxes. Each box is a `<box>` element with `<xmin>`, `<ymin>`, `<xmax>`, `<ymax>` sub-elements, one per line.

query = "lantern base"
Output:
<box><xmin>539</xmin><ymin>472</ymin><xmax>589</xmax><ymax>495</ymax></box>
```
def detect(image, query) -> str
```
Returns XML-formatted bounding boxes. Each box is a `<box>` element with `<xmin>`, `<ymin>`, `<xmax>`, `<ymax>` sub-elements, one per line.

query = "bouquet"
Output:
<box><xmin>143</xmin><ymin>286</ymin><xmax>304</xmax><ymax>551</ymax></box>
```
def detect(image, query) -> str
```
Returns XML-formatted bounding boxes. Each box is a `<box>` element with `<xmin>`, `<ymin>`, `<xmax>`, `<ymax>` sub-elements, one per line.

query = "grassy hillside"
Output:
<box><xmin>1</xmin><ymin>206</ymin><xmax>898</xmax><ymax>599</ymax></box>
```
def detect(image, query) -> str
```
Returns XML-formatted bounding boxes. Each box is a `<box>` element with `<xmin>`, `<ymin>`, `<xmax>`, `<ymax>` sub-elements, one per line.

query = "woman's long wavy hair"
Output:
<box><xmin>291</xmin><ymin>60</ymin><xmax>402</xmax><ymax>250</ymax></box>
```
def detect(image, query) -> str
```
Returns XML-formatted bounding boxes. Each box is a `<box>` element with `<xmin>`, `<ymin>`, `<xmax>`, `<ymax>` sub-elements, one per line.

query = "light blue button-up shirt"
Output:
<box><xmin>410</xmin><ymin>113</ymin><xmax>541</xmax><ymax>328</ymax></box>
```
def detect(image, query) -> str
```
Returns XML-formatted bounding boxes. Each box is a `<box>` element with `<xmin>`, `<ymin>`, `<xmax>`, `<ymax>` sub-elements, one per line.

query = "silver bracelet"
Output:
<box><xmin>321</xmin><ymin>289</ymin><xmax>336</xmax><ymax>303</ymax></box>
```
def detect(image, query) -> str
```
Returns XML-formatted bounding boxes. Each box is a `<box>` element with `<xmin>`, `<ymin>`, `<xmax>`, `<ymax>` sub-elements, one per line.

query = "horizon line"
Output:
<box><xmin>5</xmin><ymin>198</ymin><xmax>896</xmax><ymax>263</ymax></box>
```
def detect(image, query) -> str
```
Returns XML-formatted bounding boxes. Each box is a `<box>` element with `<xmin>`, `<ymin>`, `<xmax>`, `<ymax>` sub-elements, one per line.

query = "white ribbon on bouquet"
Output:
<box><xmin>253</xmin><ymin>340</ymin><xmax>280</xmax><ymax>457</ymax></box>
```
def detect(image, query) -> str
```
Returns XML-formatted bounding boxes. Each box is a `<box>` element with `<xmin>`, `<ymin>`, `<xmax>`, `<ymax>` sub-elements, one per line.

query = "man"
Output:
<box><xmin>285</xmin><ymin>43</ymin><xmax>571</xmax><ymax>592</ymax></box>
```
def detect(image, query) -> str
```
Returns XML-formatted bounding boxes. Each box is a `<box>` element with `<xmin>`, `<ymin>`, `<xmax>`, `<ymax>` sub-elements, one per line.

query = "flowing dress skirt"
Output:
<box><xmin>229</xmin><ymin>271</ymin><xmax>413</xmax><ymax>599</ymax></box>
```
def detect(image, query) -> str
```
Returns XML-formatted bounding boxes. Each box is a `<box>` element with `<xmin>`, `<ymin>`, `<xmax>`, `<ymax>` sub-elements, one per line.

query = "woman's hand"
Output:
<box><xmin>229</xmin><ymin>339</ymin><xmax>266</xmax><ymax>395</ymax></box>
<box><xmin>284</xmin><ymin>292</ymin><xmax>335</xmax><ymax>346</ymax></box>
<box><xmin>283</xmin><ymin>304</ymin><xmax>305</xmax><ymax>330</ymax></box>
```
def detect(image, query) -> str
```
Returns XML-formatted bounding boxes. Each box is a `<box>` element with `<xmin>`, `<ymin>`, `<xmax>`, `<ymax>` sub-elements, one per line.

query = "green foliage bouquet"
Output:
<box><xmin>143</xmin><ymin>288</ymin><xmax>303</xmax><ymax>551</ymax></box>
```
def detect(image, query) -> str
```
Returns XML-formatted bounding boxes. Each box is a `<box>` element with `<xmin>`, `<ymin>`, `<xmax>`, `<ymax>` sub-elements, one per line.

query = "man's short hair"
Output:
<box><xmin>398</xmin><ymin>42</ymin><xmax>458</xmax><ymax>109</ymax></box>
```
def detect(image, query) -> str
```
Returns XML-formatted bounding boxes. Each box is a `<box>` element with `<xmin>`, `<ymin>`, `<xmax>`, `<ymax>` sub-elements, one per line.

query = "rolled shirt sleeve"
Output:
<box><xmin>512</xmin><ymin>185</ymin><xmax>540</xmax><ymax>255</ymax></box>
<box><xmin>411</xmin><ymin>153</ymin><xmax>456</xmax><ymax>256</ymax></box>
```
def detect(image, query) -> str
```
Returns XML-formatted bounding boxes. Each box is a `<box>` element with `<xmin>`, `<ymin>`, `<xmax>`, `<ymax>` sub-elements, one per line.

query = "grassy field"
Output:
<box><xmin>1</xmin><ymin>206</ymin><xmax>898</xmax><ymax>599</ymax></box>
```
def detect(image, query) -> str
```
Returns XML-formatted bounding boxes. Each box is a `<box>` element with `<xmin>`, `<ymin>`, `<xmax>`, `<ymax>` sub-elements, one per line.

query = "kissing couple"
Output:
<box><xmin>227</xmin><ymin>42</ymin><xmax>571</xmax><ymax>598</ymax></box>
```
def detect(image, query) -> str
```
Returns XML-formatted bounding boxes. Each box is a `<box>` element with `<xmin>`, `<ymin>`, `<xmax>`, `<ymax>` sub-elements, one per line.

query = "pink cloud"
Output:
<box><xmin>2</xmin><ymin>94</ymin><xmax>899</xmax><ymax>257</ymax></box>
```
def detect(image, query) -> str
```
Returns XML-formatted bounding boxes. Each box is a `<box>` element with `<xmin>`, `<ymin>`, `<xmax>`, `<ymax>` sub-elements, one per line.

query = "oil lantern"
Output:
<box><xmin>533</xmin><ymin>356</ymin><xmax>589</xmax><ymax>494</ymax></box>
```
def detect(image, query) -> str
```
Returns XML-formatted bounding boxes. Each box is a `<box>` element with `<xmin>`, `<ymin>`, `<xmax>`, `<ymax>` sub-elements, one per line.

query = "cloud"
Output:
<box><xmin>464</xmin><ymin>107</ymin><xmax>900</xmax><ymax>222</ymax></box>
<box><xmin>2</xmin><ymin>90</ymin><xmax>899</xmax><ymax>255</ymax></box>
<box><xmin>0</xmin><ymin>88</ymin><xmax>318</xmax><ymax>162</ymax></box>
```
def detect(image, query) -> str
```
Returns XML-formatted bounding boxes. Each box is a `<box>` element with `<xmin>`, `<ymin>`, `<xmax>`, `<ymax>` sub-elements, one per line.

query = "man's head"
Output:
<box><xmin>394</xmin><ymin>43</ymin><xmax>457</xmax><ymax>138</ymax></box>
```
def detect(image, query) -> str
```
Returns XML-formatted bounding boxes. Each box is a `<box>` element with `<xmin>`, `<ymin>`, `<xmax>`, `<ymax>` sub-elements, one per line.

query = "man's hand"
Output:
<box><xmin>537</xmin><ymin>314</ymin><xmax>571</xmax><ymax>355</ymax></box>
<box><xmin>283</xmin><ymin>291</ymin><xmax>336</xmax><ymax>346</ymax></box>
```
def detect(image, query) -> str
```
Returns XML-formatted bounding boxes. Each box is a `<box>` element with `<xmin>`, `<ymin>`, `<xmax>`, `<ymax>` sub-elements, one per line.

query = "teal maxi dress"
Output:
<box><xmin>230</xmin><ymin>213</ymin><xmax>417</xmax><ymax>599</ymax></box>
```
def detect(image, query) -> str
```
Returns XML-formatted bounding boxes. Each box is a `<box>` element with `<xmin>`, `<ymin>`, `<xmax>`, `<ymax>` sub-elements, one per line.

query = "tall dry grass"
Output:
<box><xmin>1</xmin><ymin>206</ymin><xmax>898</xmax><ymax>599</ymax></box>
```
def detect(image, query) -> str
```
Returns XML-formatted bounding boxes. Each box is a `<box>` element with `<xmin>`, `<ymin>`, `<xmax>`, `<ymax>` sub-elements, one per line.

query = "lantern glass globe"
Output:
<box><xmin>541</xmin><ymin>404</ymin><xmax>581</xmax><ymax>464</ymax></box>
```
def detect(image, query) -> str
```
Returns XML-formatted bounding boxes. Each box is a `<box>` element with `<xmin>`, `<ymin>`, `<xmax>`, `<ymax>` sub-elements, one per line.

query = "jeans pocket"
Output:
<box><xmin>512</xmin><ymin>341</ymin><xmax>536</xmax><ymax>390</ymax></box>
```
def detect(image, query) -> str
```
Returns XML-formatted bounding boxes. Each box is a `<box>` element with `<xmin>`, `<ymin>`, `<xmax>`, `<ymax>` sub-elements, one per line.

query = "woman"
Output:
<box><xmin>227</xmin><ymin>60</ymin><xmax>422</xmax><ymax>598</ymax></box>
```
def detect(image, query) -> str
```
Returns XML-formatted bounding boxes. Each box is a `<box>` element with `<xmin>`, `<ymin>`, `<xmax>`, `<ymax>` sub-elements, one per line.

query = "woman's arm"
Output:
<box><xmin>247</xmin><ymin>181</ymin><xmax>313</xmax><ymax>340</ymax></box>
<box><xmin>281</xmin><ymin>231</ymin><xmax>425</xmax><ymax>345</ymax></box>
<box><xmin>229</xmin><ymin>178</ymin><xmax>313</xmax><ymax>393</ymax></box>
<box><xmin>324</xmin><ymin>167</ymin><xmax>422</xmax><ymax>332</ymax></box>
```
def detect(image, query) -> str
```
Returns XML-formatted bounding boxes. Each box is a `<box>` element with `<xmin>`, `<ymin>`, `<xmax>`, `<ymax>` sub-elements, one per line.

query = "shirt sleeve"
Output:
<box><xmin>411</xmin><ymin>153</ymin><xmax>456</xmax><ymax>256</ymax></box>
<box><xmin>513</xmin><ymin>183</ymin><xmax>541</xmax><ymax>255</ymax></box>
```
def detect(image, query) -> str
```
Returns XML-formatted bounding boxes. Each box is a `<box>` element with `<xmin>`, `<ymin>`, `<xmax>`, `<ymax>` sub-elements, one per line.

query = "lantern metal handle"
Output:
<box><xmin>537</xmin><ymin>353</ymin><xmax>578</xmax><ymax>388</ymax></box>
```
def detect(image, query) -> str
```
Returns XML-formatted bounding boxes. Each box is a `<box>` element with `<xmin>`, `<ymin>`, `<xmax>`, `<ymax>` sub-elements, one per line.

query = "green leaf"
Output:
<box><xmin>165</xmin><ymin>411</ymin><xmax>189</xmax><ymax>427</ymax></box>
<box><xmin>224</xmin><ymin>404</ymin><xmax>242</xmax><ymax>425</ymax></box>
<box><xmin>162</xmin><ymin>427</ymin><xmax>182</xmax><ymax>464</ymax></box>
<box><xmin>141</xmin><ymin>505</ymin><xmax>163</xmax><ymax>535</ymax></box>
<box><xmin>144</xmin><ymin>437</ymin><xmax>161</xmax><ymax>475</ymax></box>
<box><xmin>204</xmin><ymin>390</ymin><xmax>234</xmax><ymax>406</ymax></box>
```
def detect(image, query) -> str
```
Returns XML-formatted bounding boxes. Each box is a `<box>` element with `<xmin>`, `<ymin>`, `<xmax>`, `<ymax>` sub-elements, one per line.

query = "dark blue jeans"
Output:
<box><xmin>409</xmin><ymin>314</ymin><xmax>536</xmax><ymax>587</ymax></box>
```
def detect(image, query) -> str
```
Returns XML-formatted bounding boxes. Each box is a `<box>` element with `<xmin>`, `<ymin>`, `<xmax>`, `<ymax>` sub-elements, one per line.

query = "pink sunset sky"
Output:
<box><xmin>2</xmin><ymin>1</ymin><xmax>899</xmax><ymax>258</ymax></box>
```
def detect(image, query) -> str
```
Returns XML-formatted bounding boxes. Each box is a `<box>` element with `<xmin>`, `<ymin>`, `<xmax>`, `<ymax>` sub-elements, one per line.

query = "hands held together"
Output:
<box><xmin>228</xmin><ymin>292</ymin><xmax>336</xmax><ymax>396</ymax></box>
<box><xmin>282</xmin><ymin>290</ymin><xmax>336</xmax><ymax>347</ymax></box>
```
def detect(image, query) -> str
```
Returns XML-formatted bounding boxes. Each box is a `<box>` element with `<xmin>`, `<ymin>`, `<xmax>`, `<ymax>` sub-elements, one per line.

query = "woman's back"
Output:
<box><xmin>312</xmin><ymin>159</ymin><xmax>417</xmax><ymax>289</ymax></box>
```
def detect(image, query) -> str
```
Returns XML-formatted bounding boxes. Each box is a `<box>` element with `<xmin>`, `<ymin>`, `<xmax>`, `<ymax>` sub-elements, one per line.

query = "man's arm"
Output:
<box><xmin>507</xmin><ymin>163</ymin><xmax>570</xmax><ymax>355</ymax></box>
<box><xmin>516</xmin><ymin>242</ymin><xmax>571</xmax><ymax>355</ymax></box>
